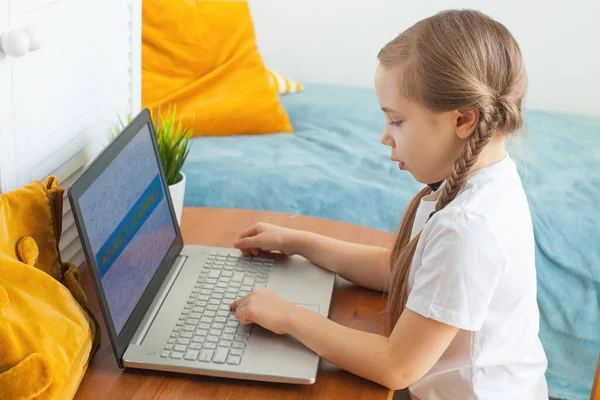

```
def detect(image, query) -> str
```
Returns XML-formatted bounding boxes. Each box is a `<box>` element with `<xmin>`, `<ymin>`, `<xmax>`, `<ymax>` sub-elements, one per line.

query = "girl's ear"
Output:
<box><xmin>454</xmin><ymin>108</ymin><xmax>480</xmax><ymax>140</ymax></box>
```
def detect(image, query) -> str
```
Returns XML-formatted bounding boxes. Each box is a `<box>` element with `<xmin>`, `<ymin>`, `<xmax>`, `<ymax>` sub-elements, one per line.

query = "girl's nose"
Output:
<box><xmin>380</xmin><ymin>131</ymin><xmax>394</xmax><ymax>147</ymax></box>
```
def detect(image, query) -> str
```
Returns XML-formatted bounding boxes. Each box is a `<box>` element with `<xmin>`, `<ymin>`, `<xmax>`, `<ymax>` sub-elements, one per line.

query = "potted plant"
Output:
<box><xmin>112</xmin><ymin>106</ymin><xmax>192</xmax><ymax>225</ymax></box>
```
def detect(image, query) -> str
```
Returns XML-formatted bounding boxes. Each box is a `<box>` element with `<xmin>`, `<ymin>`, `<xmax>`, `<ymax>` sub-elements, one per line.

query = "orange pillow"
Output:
<box><xmin>142</xmin><ymin>0</ymin><xmax>292</xmax><ymax>136</ymax></box>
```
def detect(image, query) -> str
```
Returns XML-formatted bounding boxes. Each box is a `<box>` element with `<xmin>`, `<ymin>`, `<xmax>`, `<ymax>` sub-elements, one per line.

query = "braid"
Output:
<box><xmin>436</xmin><ymin>112</ymin><xmax>497</xmax><ymax>211</ymax></box>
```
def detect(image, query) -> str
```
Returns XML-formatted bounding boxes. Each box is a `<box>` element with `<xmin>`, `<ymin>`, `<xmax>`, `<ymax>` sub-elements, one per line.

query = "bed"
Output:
<box><xmin>182</xmin><ymin>83</ymin><xmax>600</xmax><ymax>400</ymax></box>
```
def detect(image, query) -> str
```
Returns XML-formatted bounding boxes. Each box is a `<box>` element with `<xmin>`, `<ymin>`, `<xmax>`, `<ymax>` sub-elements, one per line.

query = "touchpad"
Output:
<box><xmin>294</xmin><ymin>303</ymin><xmax>320</xmax><ymax>313</ymax></box>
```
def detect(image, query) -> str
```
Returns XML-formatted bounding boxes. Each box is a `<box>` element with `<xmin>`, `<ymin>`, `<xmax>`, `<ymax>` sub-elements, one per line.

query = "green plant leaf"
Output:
<box><xmin>110</xmin><ymin>105</ymin><xmax>193</xmax><ymax>185</ymax></box>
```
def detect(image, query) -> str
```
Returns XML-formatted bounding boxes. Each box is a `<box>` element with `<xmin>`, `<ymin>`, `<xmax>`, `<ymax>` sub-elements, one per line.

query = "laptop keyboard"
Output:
<box><xmin>161</xmin><ymin>252</ymin><xmax>273</xmax><ymax>365</ymax></box>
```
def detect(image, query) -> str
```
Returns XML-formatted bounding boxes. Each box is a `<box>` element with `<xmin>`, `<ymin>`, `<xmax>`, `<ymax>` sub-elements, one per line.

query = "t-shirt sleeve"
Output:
<box><xmin>405</xmin><ymin>210</ymin><xmax>505</xmax><ymax>331</ymax></box>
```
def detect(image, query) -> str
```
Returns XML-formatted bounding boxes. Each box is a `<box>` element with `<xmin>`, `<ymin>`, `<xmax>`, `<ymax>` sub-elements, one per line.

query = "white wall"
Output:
<box><xmin>249</xmin><ymin>0</ymin><xmax>600</xmax><ymax>116</ymax></box>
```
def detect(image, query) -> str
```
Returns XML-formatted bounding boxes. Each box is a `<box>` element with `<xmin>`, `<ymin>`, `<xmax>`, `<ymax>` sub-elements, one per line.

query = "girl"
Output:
<box><xmin>230</xmin><ymin>10</ymin><xmax>548</xmax><ymax>399</ymax></box>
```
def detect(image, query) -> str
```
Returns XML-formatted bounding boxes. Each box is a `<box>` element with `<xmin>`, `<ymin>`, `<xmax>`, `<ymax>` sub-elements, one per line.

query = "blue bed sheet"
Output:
<box><xmin>183</xmin><ymin>83</ymin><xmax>600</xmax><ymax>400</ymax></box>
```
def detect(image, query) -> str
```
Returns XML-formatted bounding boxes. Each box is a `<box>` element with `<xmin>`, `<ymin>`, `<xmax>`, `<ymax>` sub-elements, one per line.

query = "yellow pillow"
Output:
<box><xmin>268</xmin><ymin>69</ymin><xmax>305</xmax><ymax>95</ymax></box>
<box><xmin>142</xmin><ymin>0</ymin><xmax>292</xmax><ymax>137</ymax></box>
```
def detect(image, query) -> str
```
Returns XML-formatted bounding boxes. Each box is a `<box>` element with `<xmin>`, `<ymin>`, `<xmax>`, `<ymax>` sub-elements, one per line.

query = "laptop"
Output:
<box><xmin>68</xmin><ymin>109</ymin><xmax>336</xmax><ymax>384</ymax></box>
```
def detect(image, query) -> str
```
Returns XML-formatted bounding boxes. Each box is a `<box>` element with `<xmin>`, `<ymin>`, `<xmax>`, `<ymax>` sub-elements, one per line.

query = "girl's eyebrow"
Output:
<box><xmin>381</xmin><ymin>106</ymin><xmax>400</xmax><ymax>113</ymax></box>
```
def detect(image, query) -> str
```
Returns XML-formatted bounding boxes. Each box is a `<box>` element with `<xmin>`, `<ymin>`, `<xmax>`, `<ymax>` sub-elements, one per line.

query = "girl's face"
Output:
<box><xmin>375</xmin><ymin>65</ymin><xmax>466</xmax><ymax>184</ymax></box>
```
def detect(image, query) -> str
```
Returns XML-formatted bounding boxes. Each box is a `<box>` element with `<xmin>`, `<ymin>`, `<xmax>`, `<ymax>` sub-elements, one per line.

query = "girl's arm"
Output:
<box><xmin>292</xmin><ymin>231</ymin><xmax>391</xmax><ymax>291</ymax></box>
<box><xmin>231</xmin><ymin>291</ymin><xmax>458</xmax><ymax>390</ymax></box>
<box><xmin>284</xmin><ymin>306</ymin><xmax>458</xmax><ymax>389</ymax></box>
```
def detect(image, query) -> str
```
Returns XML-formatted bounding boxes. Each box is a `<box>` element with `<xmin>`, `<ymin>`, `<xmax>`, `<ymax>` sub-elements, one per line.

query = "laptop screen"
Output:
<box><xmin>77</xmin><ymin>123</ymin><xmax>177</xmax><ymax>334</ymax></box>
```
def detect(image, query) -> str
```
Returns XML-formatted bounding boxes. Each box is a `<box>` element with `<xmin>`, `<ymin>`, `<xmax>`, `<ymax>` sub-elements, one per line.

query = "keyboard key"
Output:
<box><xmin>213</xmin><ymin>347</ymin><xmax>229</xmax><ymax>364</ymax></box>
<box><xmin>170</xmin><ymin>351</ymin><xmax>184</xmax><ymax>359</ymax></box>
<box><xmin>181</xmin><ymin>332</ymin><xmax>194</xmax><ymax>339</ymax></box>
<box><xmin>192</xmin><ymin>336</ymin><xmax>206</xmax><ymax>343</ymax></box>
<box><xmin>174</xmin><ymin>344</ymin><xmax>187</xmax><ymax>352</ymax></box>
<box><xmin>177</xmin><ymin>338</ymin><xmax>191</xmax><ymax>345</ymax></box>
<box><xmin>233</xmin><ymin>341</ymin><xmax>246</xmax><ymax>349</ymax></box>
<box><xmin>205</xmin><ymin>311</ymin><xmax>217</xmax><ymax>318</ymax></box>
<box><xmin>183</xmin><ymin>326</ymin><xmax>195</xmax><ymax>332</ymax></box>
<box><xmin>241</xmin><ymin>285</ymin><xmax>253</xmax><ymax>292</ymax></box>
<box><xmin>207</xmin><ymin>335</ymin><xmax>220</xmax><ymax>343</ymax></box>
<box><xmin>171</xmin><ymin>331</ymin><xmax>179</xmax><ymax>337</ymax></box>
<box><xmin>195</xmin><ymin>328</ymin><xmax>208</xmax><ymax>336</ymax></box>
<box><xmin>198</xmin><ymin>295</ymin><xmax>210</xmax><ymax>301</ymax></box>
<box><xmin>224</xmin><ymin>327</ymin><xmax>237</xmax><ymax>335</ymax></box>
<box><xmin>232</xmin><ymin>272</ymin><xmax>244</xmax><ymax>282</ymax></box>
<box><xmin>224</xmin><ymin>265</ymin><xmax>235</xmax><ymax>271</ymax></box>
<box><xmin>219</xmin><ymin>340</ymin><xmax>233</xmax><ymax>348</ymax></box>
<box><xmin>207</xmin><ymin>304</ymin><xmax>219</xmax><ymax>312</ymax></box>
<box><xmin>231</xmin><ymin>348</ymin><xmax>244</xmax><ymax>357</ymax></box>
<box><xmin>201</xmin><ymin>289</ymin><xmax>212</xmax><ymax>296</ymax></box>
<box><xmin>239</xmin><ymin>290</ymin><xmax>250</xmax><ymax>297</ymax></box>
<box><xmin>227</xmin><ymin>321</ymin><xmax>239</xmax><ymax>328</ymax></box>
<box><xmin>216</xmin><ymin>255</ymin><xmax>227</xmax><ymax>261</ymax></box>
<box><xmin>221</xmin><ymin>270</ymin><xmax>233</xmax><ymax>278</ymax></box>
<box><xmin>227</xmin><ymin>355</ymin><xmax>242</xmax><ymax>365</ymax></box>
<box><xmin>201</xmin><ymin>317</ymin><xmax>212</xmax><ymax>324</ymax></box>
<box><xmin>168</xmin><ymin>338</ymin><xmax>176</xmax><ymax>344</ymax></box>
<box><xmin>184</xmin><ymin>350</ymin><xmax>199</xmax><ymax>360</ymax></box>
<box><xmin>190</xmin><ymin>342</ymin><xmax>203</xmax><ymax>350</ymax></box>
<box><xmin>203</xmin><ymin>342</ymin><xmax>217</xmax><ymax>350</ymax></box>
<box><xmin>214</xmin><ymin>287</ymin><xmax>226</xmax><ymax>294</ymax></box>
<box><xmin>235</xmin><ymin>334</ymin><xmax>249</xmax><ymax>342</ymax></box>
<box><xmin>192</xmin><ymin>306</ymin><xmax>204</xmax><ymax>313</ymax></box>
<box><xmin>230</xmin><ymin>282</ymin><xmax>242</xmax><ymax>289</ymax></box>
<box><xmin>237</xmin><ymin>324</ymin><xmax>253</xmax><ymax>335</ymax></box>
<box><xmin>196</xmin><ymin>300</ymin><xmax>208</xmax><ymax>307</ymax></box>
<box><xmin>187</xmin><ymin>318</ymin><xmax>199</xmax><ymax>326</ymax></box>
<box><xmin>217</xmin><ymin>310</ymin><xmax>230</xmax><ymax>317</ymax></box>
<box><xmin>186</xmin><ymin>299</ymin><xmax>195</xmax><ymax>304</ymax></box>
<box><xmin>190</xmin><ymin>312</ymin><xmax>202</xmax><ymax>319</ymax></box>
<box><xmin>182</xmin><ymin>309</ymin><xmax>190</xmax><ymax>315</ymax></box>
<box><xmin>210</xmin><ymin>329</ymin><xmax>223</xmax><ymax>336</ymax></box>
<box><xmin>165</xmin><ymin>344</ymin><xmax>174</xmax><ymax>350</ymax></box>
<box><xmin>199</xmin><ymin>323</ymin><xmax>211</xmax><ymax>330</ymax></box>
<box><xmin>199</xmin><ymin>349</ymin><xmax>214</xmax><ymax>362</ymax></box>
<box><xmin>161</xmin><ymin>350</ymin><xmax>170</xmax><ymax>358</ymax></box>
<box><xmin>184</xmin><ymin>304</ymin><xmax>193</xmax><ymax>309</ymax></box>
<box><xmin>242</xmin><ymin>277</ymin><xmax>255</xmax><ymax>286</ymax></box>
<box><xmin>209</xmin><ymin>299</ymin><xmax>220</xmax><ymax>306</ymax></box>
<box><xmin>208</xmin><ymin>270</ymin><xmax>220</xmax><ymax>279</ymax></box>
<box><xmin>220</xmin><ymin>304</ymin><xmax>231</xmax><ymax>311</ymax></box>
<box><xmin>217</xmin><ymin>282</ymin><xmax>228</xmax><ymax>289</ymax></box>
<box><xmin>190</xmin><ymin>293</ymin><xmax>198</xmax><ymax>299</ymax></box>
<box><xmin>223</xmin><ymin>333</ymin><xmax>235</xmax><ymax>341</ymax></box>
<box><xmin>213</xmin><ymin>322</ymin><xmax>225</xmax><ymax>330</ymax></box>
<box><xmin>255</xmin><ymin>282</ymin><xmax>267</xmax><ymax>289</ymax></box>
<box><xmin>173</xmin><ymin>327</ymin><xmax>183</xmax><ymax>332</ymax></box>
<box><xmin>215</xmin><ymin>316</ymin><xmax>227</xmax><ymax>324</ymax></box>
<box><xmin>215</xmin><ymin>260</ymin><xmax>225</xmax><ymax>266</ymax></box>
<box><xmin>207</xmin><ymin>278</ymin><xmax>218</xmax><ymax>284</ymax></box>
<box><xmin>213</xmin><ymin>293</ymin><xmax>224</xmax><ymax>300</ymax></box>
<box><xmin>226</xmin><ymin>287</ymin><xmax>238</xmax><ymax>294</ymax></box>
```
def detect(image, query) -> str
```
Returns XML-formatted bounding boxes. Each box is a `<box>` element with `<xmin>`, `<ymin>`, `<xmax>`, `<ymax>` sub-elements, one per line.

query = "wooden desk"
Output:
<box><xmin>75</xmin><ymin>207</ymin><xmax>395</xmax><ymax>400</ymax></box>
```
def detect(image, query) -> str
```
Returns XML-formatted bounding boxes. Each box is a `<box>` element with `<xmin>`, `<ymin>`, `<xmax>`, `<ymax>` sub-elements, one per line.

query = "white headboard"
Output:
<box><xmin>249</xmin><ymin>0</ymin><xmax>600</xmax><ymax>116</ymax></box>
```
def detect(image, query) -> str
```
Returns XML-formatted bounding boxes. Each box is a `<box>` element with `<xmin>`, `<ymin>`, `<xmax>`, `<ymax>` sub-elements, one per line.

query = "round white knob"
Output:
<box><xmin>0</xmin><ymin>30</ymin><xmax>30</xmax><ymax>57</ymax></box>
<box><xmin>23</xmin><ymin>26</ymin><xmax>42</xmax><ymax>52</ymax></box>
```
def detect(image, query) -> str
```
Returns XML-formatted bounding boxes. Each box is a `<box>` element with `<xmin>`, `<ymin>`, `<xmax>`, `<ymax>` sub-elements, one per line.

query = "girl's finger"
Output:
<box><xmin>234</xmin><ymin>302</ymin><xmax>254</xmax><ymax>325</ymax></box>
<box><xmin>250</xmin><ymin>248</ymin><xmax>260</xmax><ymax>256</ymax></box>
<box><xmin>230</xmin><ymin>293</ymin><xmax>251</xmax><ymax>310</ymax></box>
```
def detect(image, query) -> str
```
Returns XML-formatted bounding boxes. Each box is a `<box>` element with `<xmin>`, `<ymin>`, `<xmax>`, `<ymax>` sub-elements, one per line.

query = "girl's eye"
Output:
<box><xmin>390</xmin><ymin>120</ymin><xmax>404</xmax><ymax>127</ymax></box>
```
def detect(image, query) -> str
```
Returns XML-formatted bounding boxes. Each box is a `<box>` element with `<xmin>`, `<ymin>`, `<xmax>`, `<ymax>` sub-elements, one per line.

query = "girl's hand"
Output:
<box><xmin>230</xmin><ymin>289</ymin><xmax>295</xmax><ymax>335</ymax></box>
<box><xmin>233</xmin><ymin>222</ymin><xmax>305</xmax><ymax>257</ymax></box>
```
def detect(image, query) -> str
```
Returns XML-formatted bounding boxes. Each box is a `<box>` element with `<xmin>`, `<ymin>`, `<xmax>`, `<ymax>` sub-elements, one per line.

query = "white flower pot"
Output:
<box><xmin>168</xmin><ymin>172</ymin><xmax>186</xmax><ymax>225</ymax></box>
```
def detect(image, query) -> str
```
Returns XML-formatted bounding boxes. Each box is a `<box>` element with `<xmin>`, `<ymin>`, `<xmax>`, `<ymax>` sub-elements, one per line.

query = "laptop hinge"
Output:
<box><xmin>130</xmin><ymin>255</ymin><xmax>187</xmax><ymax>346</ymax></box>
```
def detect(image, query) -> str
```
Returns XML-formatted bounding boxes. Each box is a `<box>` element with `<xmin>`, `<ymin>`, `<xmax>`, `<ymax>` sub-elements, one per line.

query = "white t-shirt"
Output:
<box><xmin>406</xmin><ymin>155</ymin><xmax>548</xmax><ymax>400</ymax></box>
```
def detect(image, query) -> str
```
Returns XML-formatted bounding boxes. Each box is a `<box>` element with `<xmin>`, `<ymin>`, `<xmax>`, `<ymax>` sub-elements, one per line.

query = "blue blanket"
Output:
<box><xmin>183</xmin><ymin>83</ymin><xmax>600</xmax><ymax>400</ymax></box>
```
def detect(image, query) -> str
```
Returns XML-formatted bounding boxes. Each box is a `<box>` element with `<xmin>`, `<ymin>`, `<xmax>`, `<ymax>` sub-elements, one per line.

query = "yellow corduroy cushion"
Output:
<box><xmin>142</xmin><ymin>0</ymin><xmax>292</xmax><ymax>137</ymax></box>
<box><xmin>268</xmin><ymin>69</ymin><xmax>305</xmax><ymax>95</ymax></box>
<box><xmin>0</xmin><ymin>177</ymin><xmax>98</xmax><ymax>400</ymax></box>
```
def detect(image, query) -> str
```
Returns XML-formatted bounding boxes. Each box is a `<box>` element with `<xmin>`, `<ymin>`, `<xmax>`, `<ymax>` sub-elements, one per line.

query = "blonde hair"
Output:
<box><xmin>379</xmin><ymin>10</ymin><xmax>527</xmax><ymax>332</ymax></box>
